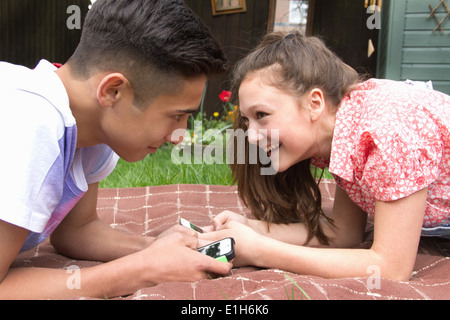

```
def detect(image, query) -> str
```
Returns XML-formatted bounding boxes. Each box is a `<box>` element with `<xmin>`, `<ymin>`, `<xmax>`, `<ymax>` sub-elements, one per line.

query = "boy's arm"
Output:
<box><xmin>0</xmin><ymin>221</ymin><xmax>29</xmax><ymax>283</ymax></box>
<box><xmin>0</xmin><ymin>189</ymin><xmax>232</xmax><ymax>299</ymax></box>
<box><xmin>50</xmin><ymin>182</ymin><xmax>153</xmax><ymax>262</ymax></box>
<box><xmin>0</xmin><ymin>215</ymin><xmax>141</xmax><ymax>299</ymax></box>
<box><xmin>0</xmin><ymin>222</ymin><xmax>231</xmax><ymax>299</ymax></box>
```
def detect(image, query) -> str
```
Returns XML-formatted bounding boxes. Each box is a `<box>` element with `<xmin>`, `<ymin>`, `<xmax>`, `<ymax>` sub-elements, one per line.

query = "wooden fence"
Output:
<box><xmin>0</xmin><ymin>0</ymin><xmax>90</xmax><ymax>68</ymax></box>
<box><xmin>0</xmin><ymin>0</ymin><xmax>273</xmax><ymax>115</ymax></box>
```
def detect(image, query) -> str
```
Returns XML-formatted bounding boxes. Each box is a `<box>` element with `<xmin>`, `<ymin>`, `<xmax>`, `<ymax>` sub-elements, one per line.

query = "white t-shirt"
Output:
<box><xmin>0</xmin><ymin>60</ymin><xmax>119</xmax><ymax>252</ymax></box>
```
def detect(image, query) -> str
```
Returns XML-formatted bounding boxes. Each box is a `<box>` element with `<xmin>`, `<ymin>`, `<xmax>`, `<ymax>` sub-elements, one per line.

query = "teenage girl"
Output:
<box><xmin>200</xmin><ymin>32</ymin><xmax>449</xmax><ymax>281</ymax></box>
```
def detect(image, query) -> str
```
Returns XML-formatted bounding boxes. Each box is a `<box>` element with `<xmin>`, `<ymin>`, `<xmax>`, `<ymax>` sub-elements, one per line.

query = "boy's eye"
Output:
<box><xmin>174</xmin><ymin>114</ymin><xmax>186</xmax><ymax>122</ymax></box>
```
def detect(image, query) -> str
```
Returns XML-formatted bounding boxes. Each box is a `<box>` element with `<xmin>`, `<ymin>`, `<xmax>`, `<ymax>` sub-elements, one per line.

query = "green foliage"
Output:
<box><xmin>99</xmin><ymin>144</ymin><xmax>234</xmax><ymax>188</ymax></box>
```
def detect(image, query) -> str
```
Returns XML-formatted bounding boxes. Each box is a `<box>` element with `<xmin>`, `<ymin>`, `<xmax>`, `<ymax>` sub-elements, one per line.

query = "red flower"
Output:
<box><xmin>219</xmin><ymin>90</ymin><xmax>232</xmax><ymax>102</ymax></box>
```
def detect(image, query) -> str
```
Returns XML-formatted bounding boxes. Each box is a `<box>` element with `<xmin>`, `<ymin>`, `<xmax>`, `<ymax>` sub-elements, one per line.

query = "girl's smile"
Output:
<box><xmin>238</xmin><ymin>71</ymin><xmax>335</xmax><ymax>172</ymax></box>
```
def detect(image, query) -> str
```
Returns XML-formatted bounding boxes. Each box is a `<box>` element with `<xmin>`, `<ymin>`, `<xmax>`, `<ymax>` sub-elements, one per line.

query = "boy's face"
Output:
<box><xmin>104</xmin><ymin>75</ymin><xmax>206</xmax><ymax>163</ymax></box>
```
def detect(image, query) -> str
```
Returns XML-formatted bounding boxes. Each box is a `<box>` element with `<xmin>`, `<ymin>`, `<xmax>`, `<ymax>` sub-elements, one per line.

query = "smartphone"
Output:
<box><xmin>180</xmin><ymin>218</ymin><xmax>204</xmax><ymax>233</ymax></box>
<box><xmin>197</xmin><ymin>238</ymin><xmax>235</xmax><ymax>263</ymax></box>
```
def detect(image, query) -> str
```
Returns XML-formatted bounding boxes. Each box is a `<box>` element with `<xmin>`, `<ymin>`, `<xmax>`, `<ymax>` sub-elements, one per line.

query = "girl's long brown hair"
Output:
<box><xmin>230</xmin><ymin>32</ymin><xmax>360</xmax><ymax>245</ymax></box>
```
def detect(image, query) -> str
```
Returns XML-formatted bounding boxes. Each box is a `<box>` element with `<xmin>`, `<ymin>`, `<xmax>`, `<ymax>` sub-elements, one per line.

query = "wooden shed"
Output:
<box><xmin>377</xmin><ymin>0</ymin><xmax>450</xmax><ymax>94</ymax></box>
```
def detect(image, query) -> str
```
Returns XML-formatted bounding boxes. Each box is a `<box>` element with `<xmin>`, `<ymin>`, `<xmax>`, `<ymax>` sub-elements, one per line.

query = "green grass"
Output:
<box><xmin>99</xmin><ymin>144</ymin><xmax>234</xmax><ymax>188</ymax></box>
<box><xmin>99</xmin><ymin>143</ymin><xmax>333</xmax><ymax>189</ymax></box>
<box><xmin>284</xmin><ymin>272</ymin><xmax>311</xmax><ymax>300</ymax></box>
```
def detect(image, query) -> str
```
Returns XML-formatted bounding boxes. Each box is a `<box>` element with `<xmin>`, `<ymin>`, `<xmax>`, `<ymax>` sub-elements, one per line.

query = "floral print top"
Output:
<box><xmin>312</xmin><ymin>79</ymin><xmax>450</xmax><ymax>228</ymax></box>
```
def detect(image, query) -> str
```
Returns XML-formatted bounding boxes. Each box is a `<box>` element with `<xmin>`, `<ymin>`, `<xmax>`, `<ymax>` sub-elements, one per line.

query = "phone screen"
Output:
<box><xmin>197</xmin><ymin>238</ymin><xmax>234</xmax><ymax>261</ymax></box>
<box><xmin>198</xmin><ymin>242</ymin><xmax>222</xmax><ymax>258</ymax></box>
<box><xmin>180</xmin><ymin>218</ymin><xmax>204</xmax><ymax>233</ymax></box>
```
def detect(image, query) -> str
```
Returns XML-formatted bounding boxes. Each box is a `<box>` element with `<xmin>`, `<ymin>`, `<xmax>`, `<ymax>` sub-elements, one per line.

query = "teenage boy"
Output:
<box><xmin>0</xmin><ymin>0</ymin><xmax>231</xmax><ymax>299</ymax></box>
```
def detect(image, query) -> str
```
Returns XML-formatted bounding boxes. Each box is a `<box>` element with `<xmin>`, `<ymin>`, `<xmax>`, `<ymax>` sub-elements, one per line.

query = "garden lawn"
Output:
<box><xmin>99</xmin><ymin>144</ymin><xmax>333</xmax><ymax>189</ymax></box>
<box><xmin>99</xmin><ymin>144</ymin><xmax>234</xmax><ymax>188</ymax></box>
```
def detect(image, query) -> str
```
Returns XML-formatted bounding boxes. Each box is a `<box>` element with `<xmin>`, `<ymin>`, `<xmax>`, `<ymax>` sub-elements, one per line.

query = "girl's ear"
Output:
<box><xmin>308</xmin><ymin>88</ymin><xmax>326</xmax><ymax>122</ymax></box>
<box><xmin>97</xmin><ymin>73</ymin><xmax>131</xmax><ymax>108</ymax></box>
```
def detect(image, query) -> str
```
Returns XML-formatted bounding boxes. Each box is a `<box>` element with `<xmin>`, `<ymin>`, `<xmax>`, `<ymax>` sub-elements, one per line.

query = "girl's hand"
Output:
<box><xmin>156</xmin><ymin>223</ymin><xmax>199</xmax><ymax>240</ymax></box>
<box><xmin>211</xmin><ymin>210</ymin><xmax>250</xmax><ymax>231</ymax></box>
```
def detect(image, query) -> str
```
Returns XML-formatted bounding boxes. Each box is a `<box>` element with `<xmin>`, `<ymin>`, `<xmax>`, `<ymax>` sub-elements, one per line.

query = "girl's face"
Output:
<box><xmin>238</xmin><ymin>72</ymin><xmax>330</xmax><ymax>173</ymax></box>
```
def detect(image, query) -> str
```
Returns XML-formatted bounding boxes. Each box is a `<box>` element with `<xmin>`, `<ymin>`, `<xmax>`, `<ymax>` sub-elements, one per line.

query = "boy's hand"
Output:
<box><xmin>199</xmin><ymin>220</ymin><xmax>262</xmax><ymax>268</ymax></box>
<box><xmin>138</xmin><ymin>230</ymin><xmax>232</xmax><ymax>286</ymax></box>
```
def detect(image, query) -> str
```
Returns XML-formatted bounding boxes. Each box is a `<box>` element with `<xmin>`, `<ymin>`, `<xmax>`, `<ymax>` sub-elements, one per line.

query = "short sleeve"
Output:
<box><xmin>0</xmin><ymin>92</ymin><xmax>69</xmax><ymax>232</ymax></box>
<box><xmin>81</xmin><ymin>145</ymin><xmax>120</xmax><ymax>185</ymax></box>
<box><xmin>358</xmin><ymin>121</ymin><xmax>443</xmax><ymax>201</ymax></box>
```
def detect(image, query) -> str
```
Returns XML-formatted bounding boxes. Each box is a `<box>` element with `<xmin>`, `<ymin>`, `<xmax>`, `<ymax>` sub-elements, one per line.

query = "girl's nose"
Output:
<box><xmin>247</xmin><ymin>128</ymin><xmax>264</xmax><ymax>145</ymax></box>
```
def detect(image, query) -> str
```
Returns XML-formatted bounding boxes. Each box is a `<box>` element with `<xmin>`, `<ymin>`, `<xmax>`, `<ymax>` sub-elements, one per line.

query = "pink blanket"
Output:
<box><xmin>13</xmin><ymin>180</ymin><xmax>450</xmax><ymax>300</ymax></box>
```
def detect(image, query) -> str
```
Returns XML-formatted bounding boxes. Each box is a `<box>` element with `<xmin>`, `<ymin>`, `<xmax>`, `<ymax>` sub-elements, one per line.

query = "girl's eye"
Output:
<box><xmin>256</xmin><ymin>112</ymin><xmax>267</xmax><ymax>120</ymax></box>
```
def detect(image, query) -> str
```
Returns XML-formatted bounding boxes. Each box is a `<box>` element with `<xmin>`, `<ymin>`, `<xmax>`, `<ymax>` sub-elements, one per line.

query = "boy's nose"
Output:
<box><xmin>167</xmin><ymin>128</ymin><xmax>186</xmax><ymax>145</ymax></box>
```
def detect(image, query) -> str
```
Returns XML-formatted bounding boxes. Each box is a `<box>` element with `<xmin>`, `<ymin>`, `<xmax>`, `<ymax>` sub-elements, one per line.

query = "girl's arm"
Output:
<box><xmin>206</xmin><ymin>188</ymin><xmax>427</xmax><ymax>281</ymax></box>
<box><xmin>211</xmin><ymin>186</ymin><xmax>367</xmax><ymax>248</ymax></box>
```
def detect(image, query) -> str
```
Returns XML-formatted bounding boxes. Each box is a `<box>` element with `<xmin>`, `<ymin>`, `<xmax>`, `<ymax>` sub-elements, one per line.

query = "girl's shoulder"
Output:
<box><xmin>350</xmin><ymin>78</ymin><xmax>449</xmax><ymax>111</ymax></box>
<box><xmin>340</xmin><ymin>79</ymin><xmax>449</xmax><ymax>136</ymax></box>
<box><xmin>331</xmin><ymin>79</ymin><xmax>449</xmax><ymax>201</ymax></box>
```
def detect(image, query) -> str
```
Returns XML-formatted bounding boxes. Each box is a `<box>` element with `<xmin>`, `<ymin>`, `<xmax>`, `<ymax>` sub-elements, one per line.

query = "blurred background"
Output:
<box><xmin>1</xmin><ymin>0</ymin><xmax>448</xmax><ymax>116</ymax></box>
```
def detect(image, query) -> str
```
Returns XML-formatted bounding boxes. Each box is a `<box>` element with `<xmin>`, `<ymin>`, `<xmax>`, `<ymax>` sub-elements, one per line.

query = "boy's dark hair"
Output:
<box><xmin>68</xmin><ymin>0</ymin><xmax>228</xmax><ymax>106</ymax></box>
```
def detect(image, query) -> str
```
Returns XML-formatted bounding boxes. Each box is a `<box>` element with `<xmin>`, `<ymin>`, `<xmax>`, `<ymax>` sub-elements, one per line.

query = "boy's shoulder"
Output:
<box><xmin>0</xmin><ymin>60</ymin><xmax>74</xmax><ymax>127</ymax></box>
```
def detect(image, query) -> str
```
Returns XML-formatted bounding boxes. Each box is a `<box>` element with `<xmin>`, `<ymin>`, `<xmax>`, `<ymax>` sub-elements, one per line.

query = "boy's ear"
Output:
<box><xmin>97</xmin><ymin>73</ymin><xmax>130</xmax><ymax>107</ymax></box>
<box><xmin>308</xmin><ymin>88</ymin><xmax>326</xmax><ymax>122</ymax></box>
